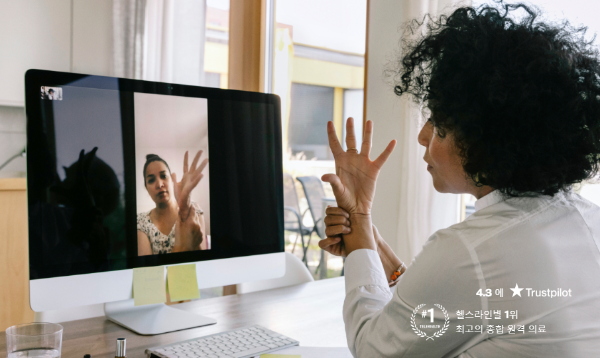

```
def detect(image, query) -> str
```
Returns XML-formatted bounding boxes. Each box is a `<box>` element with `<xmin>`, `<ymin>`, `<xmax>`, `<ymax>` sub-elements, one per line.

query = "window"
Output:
<box><xmin>205</xmin><ymin>0</ymin><xmax>230</xmax><ymax>89</ymax></box>
<box><xmin>288</xmin><ymin>83</ymin><xmax>335</xmax><ymax>160</ymax></box>
<box><xmin>272</xmin><ymin>0</ymin><xmax>367</xmax><ymax>277</ymax></box>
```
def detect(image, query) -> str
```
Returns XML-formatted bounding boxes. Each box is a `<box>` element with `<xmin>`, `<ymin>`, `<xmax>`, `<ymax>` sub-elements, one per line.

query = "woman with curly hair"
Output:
<box><xmin>320</xmin><ymin>2</ymin><xmax>600</xmax><ymax>356</ymax></box>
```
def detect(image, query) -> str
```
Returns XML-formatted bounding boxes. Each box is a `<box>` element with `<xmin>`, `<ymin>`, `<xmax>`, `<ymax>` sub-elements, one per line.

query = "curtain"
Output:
<box><xmin>395</xmin><ymin>0</ymin><xmax>470</xmax><ymax>262</ymax></box>
<box><xmin>113</xmin><ymin>0</ymin><xmax>146</xmax><ymax>79</ymax></box>
<box><xmin>367</xmin><ymin>0</ymin><xmax>470</xmax><ymax>264</ymax></box>
<box><xmin>113</xmin><ymin>0</ymin><xmax>207</xmax><ymax>86</ymax></box>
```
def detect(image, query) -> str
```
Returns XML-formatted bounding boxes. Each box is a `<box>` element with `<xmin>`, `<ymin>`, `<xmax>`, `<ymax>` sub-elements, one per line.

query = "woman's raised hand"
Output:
<box><xmin>172</xmin><ymin>150</ymin><xmax>208</xmax><ymax>218</ymax></box>
<box><xmin>322</xmin><ymin>118</ymin><xmax>396</xmax><ymax>216</ymax></box>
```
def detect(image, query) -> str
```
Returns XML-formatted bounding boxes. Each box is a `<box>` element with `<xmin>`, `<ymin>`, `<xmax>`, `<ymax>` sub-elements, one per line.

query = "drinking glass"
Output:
<box><xmin>5</xmin><ymin>323</ymin><xmax>63</xmax><ymax>358</ymax></box>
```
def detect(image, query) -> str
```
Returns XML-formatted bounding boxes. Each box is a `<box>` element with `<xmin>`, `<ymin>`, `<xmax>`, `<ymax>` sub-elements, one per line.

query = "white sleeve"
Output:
<box><xmin>343</xmin><ymin>249</ymin><xmax>393</xmax><ymax>357</ymax></box>
<box><xmin>343</xmin><ymin>230</ymin><xmax>486</xmax><ymax>358</ymax></box>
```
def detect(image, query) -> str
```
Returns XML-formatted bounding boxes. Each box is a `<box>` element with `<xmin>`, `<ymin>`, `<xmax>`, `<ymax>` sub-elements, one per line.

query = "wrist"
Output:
<box><xmin>376</xmin><ymin>236</ymin><xmax>404</xmax><ymax>280</ymax></box>
<box><xmin>344</xmin><ymin>214</ymin><xmax>376</xmax><ymax>255</ymax></box>
<box><xmin>373</xmin><ymin>225</ymin><xmax>384</xmax><ymax>248</ymax></box>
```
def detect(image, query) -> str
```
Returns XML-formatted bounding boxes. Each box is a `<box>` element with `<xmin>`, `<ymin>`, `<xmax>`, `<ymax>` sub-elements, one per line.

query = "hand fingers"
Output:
<box><xmin>191</xmin><ymin>173</ymin><xmax>203</xmax><ymax>188</ymax></box>
<box><xmin>345</xmin><ymin>118</ymin><xmax>357</xmax><ymax>152</ymax></box>
<box><xmin>318</xmin><ymin>236</ymin><xmax>341</xmax><ymax>250</ymax></box>
<box><xmin>361</xmin><ymin>120</ymin><xmax>373</xmax><ymax>157</ymax></box>
<box><xmin>190</xmin><ymin>150</ymin><xmax>202</xmax><ymax>172</ymax></box>
<box><xmin>182</xmin><ymin>173</ymin><xmax>203</xmax><ymax>199</ymax></box>
<box><xmin>325</xmin><ymin>206</ymin><xmax>349</xmax><ymax>218</ymax></box>
<box><xmin>373</xmin><ymin>139</ymin><xmax>397</xmax><ymax>169</ymax></box>
<box><xmin>171</xmin><ymin>173</ymin><xmax>180</xmax><ymax>199</ymax></box>
<box><xmin>321</xmin><ymin>173</ymin><xmax>345</xmax><ymax>199</ymax></box>
<box><xmin>196</xmin><ymin>158</ymin><xmax>208</xmax><ymax>175</ymax></box>
<box><xmin>327</xmin><ymin>121</ymin><xmax>344</xmax><ymax>157</ymax></box>
<box><xmin>183</xmin><ymin>151</ymin><xmax>189</xmax><ymax>174</ymax></box>
<box><xmin>326</xmin><ymin>225</ymin><xmax>351</xmax><ymax>237</ymax></box>
<box><xmin>319</xmin><ymin>237</ymin><xmax>344</xmax><ymax>257</ymax></box>
<box><xmin>324</xmin><ymin>215</ymin><xmax>350</xmax><ymax>227</ymax></box>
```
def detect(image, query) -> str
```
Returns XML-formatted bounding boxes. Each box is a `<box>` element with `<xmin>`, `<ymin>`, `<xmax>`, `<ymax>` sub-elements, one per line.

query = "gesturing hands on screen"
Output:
<box><xmin>172</xmin><ymin>150</ymin><xmax>208</xmax><ymax>251</ymax></box>
<box><xmin>172</xmin><ymin>150</ymin><xmax>208</xmax><ymax>220</ymax></box>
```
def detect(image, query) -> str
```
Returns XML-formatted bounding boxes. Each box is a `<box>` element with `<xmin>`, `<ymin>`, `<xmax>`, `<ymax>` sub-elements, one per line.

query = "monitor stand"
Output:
<box><xmin>104</xmin><ymin>299</ymin><xmax>216</xmax><ymax>335</ymax></box>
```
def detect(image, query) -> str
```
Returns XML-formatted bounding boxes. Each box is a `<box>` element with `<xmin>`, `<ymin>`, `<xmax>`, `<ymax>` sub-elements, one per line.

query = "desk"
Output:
<box><xmin>0</xmin><ymin>278</ymin><xmax>347</xmax><ymax>358</ymax></box>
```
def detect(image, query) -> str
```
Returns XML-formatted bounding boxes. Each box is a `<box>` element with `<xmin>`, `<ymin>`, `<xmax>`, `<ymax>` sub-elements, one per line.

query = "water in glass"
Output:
<box><xmin>8</xmin><ymin>349</ymin><xmax>60</xmax><ymax>358</ymax></box>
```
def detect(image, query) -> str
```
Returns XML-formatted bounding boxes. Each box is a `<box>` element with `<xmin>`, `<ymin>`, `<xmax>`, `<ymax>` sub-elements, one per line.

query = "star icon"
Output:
<box><xmin>511</xmin><ymin>284</ymin><xmax>524</xmax><ymax>297</ymax></box>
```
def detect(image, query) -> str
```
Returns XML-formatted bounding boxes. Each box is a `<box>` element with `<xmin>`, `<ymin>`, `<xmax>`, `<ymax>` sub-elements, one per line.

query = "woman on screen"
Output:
<box><xmin>321</xmin><ymin>2</ymin><xmax>600</xmax><ymax>356</ymax></box>
<box><xmin>137</xmin><ymin>151</ymin><xmax>208</xmax><ymax>255</ymax></box>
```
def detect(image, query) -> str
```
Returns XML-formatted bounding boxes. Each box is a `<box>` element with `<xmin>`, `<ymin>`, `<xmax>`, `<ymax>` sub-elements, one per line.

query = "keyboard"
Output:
<box><xmin>145</xmin><ymin>325</ymin><xmax>300</xmax><ymax>358</ymax></box>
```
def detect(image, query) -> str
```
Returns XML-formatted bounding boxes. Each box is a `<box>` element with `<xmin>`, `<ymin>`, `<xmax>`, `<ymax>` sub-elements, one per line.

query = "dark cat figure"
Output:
<box><xmin>50</xmin><ymin>147</ymin><xmax>120</xmax><ymax>265</ymax></box>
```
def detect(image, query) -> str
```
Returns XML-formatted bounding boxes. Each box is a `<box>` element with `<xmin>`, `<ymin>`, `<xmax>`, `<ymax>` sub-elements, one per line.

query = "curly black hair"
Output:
<box><xmin>394</xmin><ymin>1</ymin><xmax>600</xmax><ymax>197</ymax></box>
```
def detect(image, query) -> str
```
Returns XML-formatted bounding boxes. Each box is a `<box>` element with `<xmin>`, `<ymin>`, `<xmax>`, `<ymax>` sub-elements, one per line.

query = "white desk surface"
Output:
<box><xmin>0</xmin><ymin>277</ymin><xmax>348</xmax><ymax>358</ymax></box>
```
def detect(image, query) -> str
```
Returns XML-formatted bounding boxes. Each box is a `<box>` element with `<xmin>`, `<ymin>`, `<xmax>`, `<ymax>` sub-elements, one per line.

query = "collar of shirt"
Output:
<box><xmin>474</xmin><ymin>190</ymin><xmax>505</xmax><ymax>212</ymax></box>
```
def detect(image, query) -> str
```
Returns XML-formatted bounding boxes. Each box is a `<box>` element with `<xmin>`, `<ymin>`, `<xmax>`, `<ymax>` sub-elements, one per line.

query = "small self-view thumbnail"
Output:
<box><xmin>41</xmin><ymin>86</ymin><xmax>63</xmax><ymax>101</ymax></box>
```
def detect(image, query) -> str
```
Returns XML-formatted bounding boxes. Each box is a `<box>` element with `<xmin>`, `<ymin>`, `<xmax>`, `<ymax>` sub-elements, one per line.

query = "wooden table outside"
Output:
<box><xmin>0</xmin><ymin>277</ymin><xmax>347</xmax><ymax>358</ymax></box>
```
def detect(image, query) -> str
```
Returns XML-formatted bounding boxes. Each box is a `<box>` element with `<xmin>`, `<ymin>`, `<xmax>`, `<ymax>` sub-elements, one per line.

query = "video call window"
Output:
<box><xmin>134</xmin><ymin>93</ymin><xmax>211</xmax><ymax>256</ymax></box>
<box><xmin>40</xmin><ymin>86</ymin><xmax>63</xmax><ymax>100</ymax></box>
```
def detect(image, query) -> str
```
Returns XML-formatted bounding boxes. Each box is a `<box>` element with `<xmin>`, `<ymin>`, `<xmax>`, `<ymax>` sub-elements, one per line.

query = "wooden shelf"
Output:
<box><xmin>0</xmin><ymin>178</ymin><xmax>33</xmax><ymax>331</ymax></box>
<box><xmin>0</xmin><ymin>178</ymin><xmax>26</xmax><ymax>191</ymax></box>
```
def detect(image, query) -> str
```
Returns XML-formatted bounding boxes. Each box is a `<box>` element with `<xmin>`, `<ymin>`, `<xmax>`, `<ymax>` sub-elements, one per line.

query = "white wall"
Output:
<box><xmin>0</xmin><ymin>0</ymin><xmax>71</xmax><ymax>106</ymax></box>
<box><xmin>0</xmin><ymin>0</ymin><xmax>113</xmax><ymax>177</ymax></box>
<box><xmin>72</xmin><ymin>0</ymin><xmax>113</xmax><ymax>76</ymax></box>
<box><xmin>0</xmin><ymin>0</ymin><xmax>113</xmax><ymax>107</ymax></box>
<box><xmin>365</xmin><ymin>0</ymin><xmax>405</xmax><ymax>256</ymax></box>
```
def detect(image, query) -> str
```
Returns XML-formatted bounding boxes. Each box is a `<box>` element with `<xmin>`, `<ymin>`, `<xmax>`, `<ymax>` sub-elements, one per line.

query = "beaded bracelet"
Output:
<box><xmin>388</xmin><ymin>262</ymin><xmax>407</xmax><ymax>287</ymax></box>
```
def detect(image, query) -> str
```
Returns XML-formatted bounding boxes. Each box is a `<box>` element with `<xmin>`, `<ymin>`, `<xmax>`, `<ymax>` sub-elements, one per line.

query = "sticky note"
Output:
<box><xmin>167</xmin><ymin>264</ymin><xmax>200</xmax><ymax>301</ymax></box>
<box><xmin>260</xmin><ymin>355</ymin><xmax>300</xmax><ymax>358</ymax></box>
<box><xmin>133</xmin><ymin>266</ymin><xmax>167</xmax><ymax>306</ymax></box>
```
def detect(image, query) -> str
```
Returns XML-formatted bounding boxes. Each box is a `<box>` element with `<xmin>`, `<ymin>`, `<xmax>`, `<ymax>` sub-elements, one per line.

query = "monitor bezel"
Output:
<box><xmin>25</xmin><ymin>69</ymin><xmax>284</xmax><ymax>280</ymax></box>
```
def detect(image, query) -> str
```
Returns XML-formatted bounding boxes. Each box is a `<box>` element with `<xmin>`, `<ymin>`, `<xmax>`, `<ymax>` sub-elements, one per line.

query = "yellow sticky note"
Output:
<box><xmin>260</xmin><ymin>355</ymin><xmax>300</xmax><ymax>358</ymax></box>
<box><xmin>133</xmin><ymin>266</ymin><xmax>167</xmax><ymax>306</ymax></box>
<box><xmin>167</xmin><ymin>264</ymin><xmax>200</xmax><ymax>301</ymax></box>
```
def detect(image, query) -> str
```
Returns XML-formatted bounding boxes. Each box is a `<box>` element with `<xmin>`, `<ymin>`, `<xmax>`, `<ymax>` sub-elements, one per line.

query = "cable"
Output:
<box><xmin>0</xmin><ymin>148</ymin><xmax>26</xmax><ymax>171</ymax></box>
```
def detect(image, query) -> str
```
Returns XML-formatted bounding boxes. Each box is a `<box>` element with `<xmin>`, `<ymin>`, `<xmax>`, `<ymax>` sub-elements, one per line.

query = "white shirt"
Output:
<box><xmin>343</xmin><ymin>190</ymin><xmax>600</xmax><ymax>357</ymax></box>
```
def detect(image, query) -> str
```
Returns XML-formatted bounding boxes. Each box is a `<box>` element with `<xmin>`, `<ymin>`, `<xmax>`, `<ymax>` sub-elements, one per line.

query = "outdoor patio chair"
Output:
<box><xmin>283</xmin><ymin>173</ymin><xmax>312</xmax><ymax>266</ymax></box>
<box><xmin>295</xmin><ymin>176</ymin><xmax>328</xmax><ymax>273</ymax></box>
<box><xmin>296</xmin><ymin>176</ymin><xmax>347</xmax><ymax>277</ymax></box>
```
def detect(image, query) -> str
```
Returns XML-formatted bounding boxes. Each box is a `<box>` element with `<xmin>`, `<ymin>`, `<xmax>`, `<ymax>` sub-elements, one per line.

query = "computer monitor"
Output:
<box><xmin>25</xmin><ymin>69</ymin><xmax>285</xmax><ymax>334</ymax></box>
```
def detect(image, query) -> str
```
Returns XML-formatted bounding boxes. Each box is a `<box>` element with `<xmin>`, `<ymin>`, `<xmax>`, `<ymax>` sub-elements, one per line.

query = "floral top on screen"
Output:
<box><xmin>136</xmin><ymin>205</ymin><xmax>203</xmax><ymax>254</ymax></box>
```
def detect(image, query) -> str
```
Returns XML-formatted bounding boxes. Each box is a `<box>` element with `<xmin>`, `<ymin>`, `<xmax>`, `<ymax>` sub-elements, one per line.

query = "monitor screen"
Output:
<box><xmin>26</xmin><ymin>70</ymin><xmax>284</xmax><ymax>280</ymax></box>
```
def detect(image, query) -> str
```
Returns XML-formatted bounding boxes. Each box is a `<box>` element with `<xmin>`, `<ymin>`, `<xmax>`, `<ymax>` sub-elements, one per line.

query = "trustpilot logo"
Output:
<box><xmin>510</xmin><ymin>284</ymin><xmax>572</xmax><ymax>298</ymax></box>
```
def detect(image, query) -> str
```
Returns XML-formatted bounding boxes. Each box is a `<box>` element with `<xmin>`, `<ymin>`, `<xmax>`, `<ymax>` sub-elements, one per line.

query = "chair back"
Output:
<box><xmin>296</xmin><ymin>176</ymin><xmax>326</xmax><ymax>236</ymax></box>
<box><xmin>283</xmin><ymin>173</ymin><xmax>303</xmax><ymax>229</ymax></box>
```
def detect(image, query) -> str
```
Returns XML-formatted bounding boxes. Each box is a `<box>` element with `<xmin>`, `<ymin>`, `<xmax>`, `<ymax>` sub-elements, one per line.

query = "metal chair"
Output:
<box><xmin>295</xmin><ymin>176</ymin><xmax>328</xmax><ymax>273</ymax></box>
<box><xmin>283</xmin><ymin>173</ymin><xmax>312</xmax><ymax>266</ymax></box>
